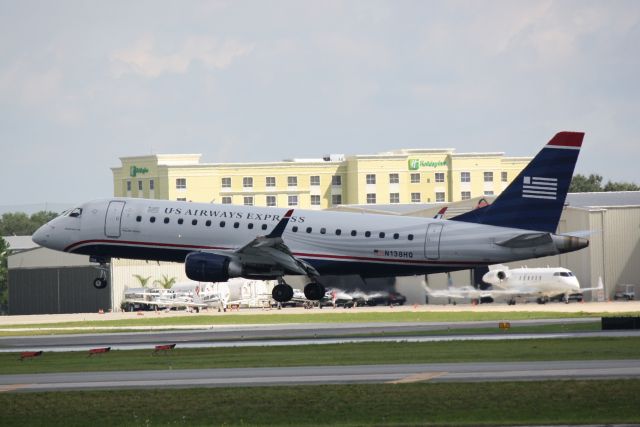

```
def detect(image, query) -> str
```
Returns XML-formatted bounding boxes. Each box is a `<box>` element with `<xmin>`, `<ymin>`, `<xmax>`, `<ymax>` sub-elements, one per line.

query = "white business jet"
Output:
<box><xmin>425</xmin><ymin>265</ymin><xmax>603</xmax><ymax>305</ymax></box>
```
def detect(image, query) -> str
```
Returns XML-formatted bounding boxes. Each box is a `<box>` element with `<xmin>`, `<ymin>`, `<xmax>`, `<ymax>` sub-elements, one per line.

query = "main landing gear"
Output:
<box><xmin>304</xmin><ymin>282</ymin><xmax>326</xmax><ymax>301</ymax></box>
<box><xmin>270</xmin><ymin>279</ymin><xmax>326</xmax><ymax>303</ymax></box>
<box><xmin>272</xmin><ymin>280</ymin><xmax>294</xmax><ymax>303</ymax></box>
<box><xmin>90</xmin><ymin>256</ymin><xmax>109</xmax><ymax>290</ymax></box>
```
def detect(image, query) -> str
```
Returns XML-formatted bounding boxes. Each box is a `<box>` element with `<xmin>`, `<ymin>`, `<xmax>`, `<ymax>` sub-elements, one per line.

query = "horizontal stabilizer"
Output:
<box><xmin>495</xmin><ymin>232</ymin><xmax>553</xmax><ymax>248</ymax></box>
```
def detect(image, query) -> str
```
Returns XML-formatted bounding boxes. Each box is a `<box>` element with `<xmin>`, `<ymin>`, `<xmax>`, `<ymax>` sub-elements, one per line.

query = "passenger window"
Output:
<box><xmin>248</xmin><ymin>223</ymin><xmax>254</xmax><ymax>229</ymax></box>
<box><xmin>365</xmin><ymin>231</ymin><xmax>371</xmax><ymax>237</ymax></box>
<box><xmin>192</xmin><ymin>219</ymin><xmax>198</xmax><ymax>226</ymax></box>
<box><xmin>379</xmin><ymin>232</ymin><xmax>385</xmax><ymax>238</ymax></box>
<box><xmin>136</xmin><ymin>216</ymin><xmax>142</xmax><ymax>222</ymax></box>
<box><xmin>261</xmin><ymin>224</ymin><xmax>268</xmax><ymax>230</ymax></box>
<box><xmin>205</xmin><ymin>220</ymin><xmax>211</xmax><ymax>227</ymax></box>
<box><xmin>164</xmin><ymin>218</ymin><xmax>170</xmax><ymax>224</ymax></box>
<box><xmin>393</xmin><ymin>233</ymin><xmax>399</xmax><ymax>239</ymax></box>
<box><xmin>408</xmin><ymin>234</ymin><xmax>414</xmax><ymax>241</ymax></box>
<box><xmin>335</xmin><ymin>229</ymin><xmax>342</xmax><ymax>236</ymax></box>
<box><xmin>320</xmin><ymin>227</ymin><xmax>326</xmax><ymax>234</ymax></box>
<box><xmin>351</xmin><ymin>230</ymin><xmax>357</xmax><ymax>236</ymax></box>
<box><xmin>150</xmin><ymin>217</ymin><xmax>156</xmax><ymax>223</ymax></box>
<box><xmin>306</xmin><ymin>227</ymin><xmax>312</xmax><ymax>233</ymax></box>
<box><xmin>178</xmin><ymin>218</ymin><xmax>184</xmax><ymax>225</ymax></box>
<box><xmin>234</xmin><ymin>222</ymin><xmax>239</xmax><ymax>228</ymax></box>
<box><xmin>219</xmin><ymin>221</ymin><xmax>226</xmax><ymax>227</ymax></box>
<box><xmin>292</xmin><ymin>226</ymin><xmax>298</xmax><ymax>232</ymax></box>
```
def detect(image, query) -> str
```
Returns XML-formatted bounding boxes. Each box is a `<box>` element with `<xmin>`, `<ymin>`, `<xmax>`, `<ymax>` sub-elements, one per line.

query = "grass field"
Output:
<box><xmin>0</xmin><ymin>310</ymin><xmax>624</xmax><ymax>330</ymax></box>
<box><xmin>2</xmin><ymin>380</ymin><xmax>639</xmax><ymax>426</ymax></box>
<box><xmin>2</xmin><ymin>336</ymin><xmax>639</xmax><ymax>375</ymax></box>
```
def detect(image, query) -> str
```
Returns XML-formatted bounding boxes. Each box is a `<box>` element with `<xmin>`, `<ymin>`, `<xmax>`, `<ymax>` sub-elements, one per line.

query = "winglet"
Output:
<box><xmin>433</xmin><ymin>207</ymin><xmax>447</xmax><ymax>219</ymax></box>
<box><xmin>266</xmin><ymin>209</ymin><xmax>294</xmax><ymax>238</ymax></box>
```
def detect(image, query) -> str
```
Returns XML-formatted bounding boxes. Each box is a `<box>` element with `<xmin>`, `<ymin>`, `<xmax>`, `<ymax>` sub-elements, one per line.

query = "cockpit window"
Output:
<box><xmin>68</xmin><ymin>208</ymin><xmax>83</xmax><ymax>218</ymax></box>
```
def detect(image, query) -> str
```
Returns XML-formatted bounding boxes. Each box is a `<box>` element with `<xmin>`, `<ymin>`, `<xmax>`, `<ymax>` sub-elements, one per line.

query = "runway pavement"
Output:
<box><xmin>0</xmin><ymin>317</ymin><xmax>613</xmax><ymax>352</ymax></box>
<box><xmin>1</xmin><ymin>360</ymin><xmax>639</xmax><ymax>392</ymax></box>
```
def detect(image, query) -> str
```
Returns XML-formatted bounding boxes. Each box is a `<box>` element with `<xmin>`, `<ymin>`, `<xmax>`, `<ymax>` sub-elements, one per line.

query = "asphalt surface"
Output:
<box><xmin>2</xmin><ymin>360</ymin><xmax>639</xmax><ymax>392</ymax></box>
<box><xmin>0</xmin><ymin>318</ymin><xmax>603</xmax><ymax>352</ymax></box>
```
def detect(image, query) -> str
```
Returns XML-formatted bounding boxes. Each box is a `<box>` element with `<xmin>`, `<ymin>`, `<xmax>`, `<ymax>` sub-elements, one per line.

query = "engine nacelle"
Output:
<box><xmin>185</xmin><ymin>252</ymin><xmax>243</xmax><ymax>283</ymax></box>
<box><xmin>482</xmin><ymin>268</ymin><xmax>510</xmax><ymax>284</ymax></box>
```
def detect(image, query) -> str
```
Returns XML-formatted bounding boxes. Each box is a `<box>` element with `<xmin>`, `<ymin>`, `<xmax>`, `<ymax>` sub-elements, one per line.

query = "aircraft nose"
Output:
<box><xmin>32</xmin><ymin>223</ymin><xmax>52</xmax><ymax>246</ymax></box>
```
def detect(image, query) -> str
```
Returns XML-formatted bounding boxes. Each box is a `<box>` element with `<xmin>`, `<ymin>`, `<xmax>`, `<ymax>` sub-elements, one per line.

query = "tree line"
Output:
<box><xmin>569</xmin><ymin>174</ymin><xmax>639</xmax><ymax>193</ymax></box>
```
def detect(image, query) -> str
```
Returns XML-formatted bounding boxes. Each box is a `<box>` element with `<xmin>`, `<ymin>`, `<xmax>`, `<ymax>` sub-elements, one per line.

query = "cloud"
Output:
<box><xmin>110</xmin><ymin>35</ymin><xmax>254</xmax><ymax>78</ymax></box>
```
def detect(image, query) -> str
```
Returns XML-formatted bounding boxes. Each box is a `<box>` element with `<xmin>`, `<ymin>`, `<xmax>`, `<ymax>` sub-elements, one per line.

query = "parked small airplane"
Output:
<box><xmin>33</xmin><ymin>131</ymin><xmax>588</xmax><ymax>303</ymax></box>
<box><xmin>425</xmin><ymin>265</ymin><xmax>604</xmax><ymax>304</ymax></box>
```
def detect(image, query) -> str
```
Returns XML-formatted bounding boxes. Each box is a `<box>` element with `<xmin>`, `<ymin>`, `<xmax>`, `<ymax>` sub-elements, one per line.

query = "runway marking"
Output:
<box><xmin>387</xmin><ymin>371</ymin><xmax>446</xmax><ymax>384</ymax></box>
<box><xmin>0</xmin><ymin>384</ymin><xmax>28</xmax><ymax>393</ymax></box>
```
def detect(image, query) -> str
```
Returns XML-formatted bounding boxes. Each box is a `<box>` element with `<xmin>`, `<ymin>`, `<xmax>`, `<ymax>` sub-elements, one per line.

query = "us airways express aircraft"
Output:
<box><xmin>33</xmin><ymin>132</ymin><xmax>588</xmax><ymax>303</ymax></box>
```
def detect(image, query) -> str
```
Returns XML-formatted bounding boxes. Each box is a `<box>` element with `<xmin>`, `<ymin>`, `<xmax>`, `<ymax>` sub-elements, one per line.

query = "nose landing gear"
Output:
<box><xmin>90</xmin><ymin>256</ymin><xmax>110</xmax><ymax>290</ymax></box>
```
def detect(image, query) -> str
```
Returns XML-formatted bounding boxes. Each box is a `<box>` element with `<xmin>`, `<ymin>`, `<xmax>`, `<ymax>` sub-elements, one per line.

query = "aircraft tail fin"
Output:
<box><xmin>452</xmin><ymin>131</ymin><xmax>584</xmax><ymax>232</ymax></box>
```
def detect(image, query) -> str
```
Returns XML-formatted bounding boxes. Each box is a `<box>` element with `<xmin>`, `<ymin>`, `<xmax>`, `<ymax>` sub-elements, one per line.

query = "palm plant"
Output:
<box><xmin>132</xmin><ymin>274</ymin><xmax>152</xmax><ymax>288</ymax></box>
<box><xmin>154</xmin><ymin>275</ymin><xmax>177</xmax><ymax>289</ymax></box>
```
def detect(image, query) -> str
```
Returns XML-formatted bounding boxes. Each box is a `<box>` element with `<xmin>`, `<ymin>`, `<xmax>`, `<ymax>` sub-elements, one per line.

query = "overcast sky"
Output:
<box><xmin>1</xmin><ymin>0</ymin><xmax>639</xmax><ymax>211</ymax></box>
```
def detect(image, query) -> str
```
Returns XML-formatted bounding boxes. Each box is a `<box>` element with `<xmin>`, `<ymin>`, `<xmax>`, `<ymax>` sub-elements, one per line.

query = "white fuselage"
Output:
<box><xmin>33</xmin><ymin>198</ymin><xmax>582</xmax><ymax>279</ymax></box>
<box><xmin>483</xmin><ymin>267</ymin><xmax>581</xmax><ymax>298</ymax></box>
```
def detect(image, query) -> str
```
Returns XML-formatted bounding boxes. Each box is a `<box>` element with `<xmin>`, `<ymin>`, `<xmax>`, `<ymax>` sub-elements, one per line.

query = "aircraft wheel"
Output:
<box><xmin>304</xmin><ymin>283</ymin><xmax>326</xmax><ymax>301</ymax></box>
<box><xmin>272</xmin><ymin>284</ymin><xmax>294</xmax><ymax>303</ymax></box>
<box><xmin>93</xmin><ymin>278</ymin><xmax>107</xmax><ymax>289</ymax></box>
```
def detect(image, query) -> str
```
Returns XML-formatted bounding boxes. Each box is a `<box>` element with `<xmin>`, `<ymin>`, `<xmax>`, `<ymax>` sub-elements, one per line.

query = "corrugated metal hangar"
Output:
<box><xmin>6</xmin><ymin>191</ymin><xmax>640</xmax><ymax>313</ymax></box>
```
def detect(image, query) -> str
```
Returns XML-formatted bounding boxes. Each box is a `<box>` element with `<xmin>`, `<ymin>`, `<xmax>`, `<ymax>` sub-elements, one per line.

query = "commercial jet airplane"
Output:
<box><xmin>32</xmin><ymin>131</ymin><xmax>589</xmax><ymax>303</ymax></box>
<box><xmin>425</xmin><ymin>265</ymin><xmax>603</xmax><ymax>305</ymax></box>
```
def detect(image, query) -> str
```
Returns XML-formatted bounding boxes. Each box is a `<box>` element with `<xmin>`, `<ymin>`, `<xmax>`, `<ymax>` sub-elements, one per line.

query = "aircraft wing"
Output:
<box><xmin>424</xmin><ymin>284</ymin><xmax>492</xmax><ymax>299</ymax></box>
<box><xmin>126</xmin><ymin>298</ymin><xmax>210</xmax><ymax>308</ymax></box>
<box><xmin>209</xmin><ymin>209</ymin><xmax>320</xmax><ymax>279</ymax></box>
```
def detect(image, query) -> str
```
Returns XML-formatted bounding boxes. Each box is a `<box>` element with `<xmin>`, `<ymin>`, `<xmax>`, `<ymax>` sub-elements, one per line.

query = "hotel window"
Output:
<box><xmin>501</xmin><ymin>171</ymin><xmax>508</xmax><ymax>182</ymax></box>
<box><xmin>461</xmin><ymin>191</ymin><xmax>471</xmax><ymax>200</ymax></box>
<box><xmin>389</xmin><ymin>173</ymin><xmax>399</xmax><ymax>184</ymax></box>
<box><xmin>460</xmin><ymin>172</ymin><xmax>470</xmax><ymax>183</ymax></box>
<box><xmin>436</xmin><ymin>192</ymin><xmax>445</xmax><ymax>202</ymax></box>
<box><xmin>265</xmin><ymin>176</ymin><xmax>276</xmax><ymax>187</ymax></box>
<box><xmin>266</xmin><ymin>195</ymin><xmax>276</xmax><ymax>207</ymax></box>
<box><xmin>484</xmin><ymin>190</ymin><xmax>494</xmax><ymax>196</ymax></box>
<box><xmin>288</xmin><ymin>195</ymin><xmax>298</xmax><ymax>206</ymax></box>
<box><xmin>176</xmin><ymin>178</ymin><xmax>186</xmax><ymax>189</ymax></box>
<box><xmin>243</xmin><ymin>196</ymin><xmax>253</xmax><ymax>206</ymax></box>
<box><xmin>435</xmin><ymin>172</ymin><xmax>445</xmax><ymax>183</ymax></box>
<box><xmin>177</xmin><ymin>198</ymin><xmax>187</xmax><ymax>202</ymax></box>
<box><xmin>390</xmin><ymin>193</ymin><xmax>400</xmax><ymax>204</ymax></box>
<box><xmin>311</xmin><ymin>195</ymin><xmax>320</xmax><ymax>206</ymax></box>
<box><xmin>410</xmin><ymin>173</ymin><xmax>420</xmax><ymax>184</ymax></box>
<box><xmin>149</xmin><ymin>179</ymin><xmax>154</xmax><ymax>190</ymax></box>
<box><xmin>484</xmin><ymin>171</ymin><xmax>493</xmax><ymax>182</ymax></box>
<box><xmin>366</xmin><ymin>193</ymin><xmax>376</xmax><ymax>204</ymax></box>
<box><xmin>243</xmin><ymin>177</ymin><xmax>253</xmax><ymax>188</ymax></box>
<box><xmin>221</xmin><ymin>196</ymin><xmax>232</xmax><ymax>204</ymax></box>
<box><xmin>366</xmin><ymin>174</ymin><xmax>376</xmax><ymax>184</ymax></box>
<box><xmin>221</xmin><ymin>177</ymin><xmax>231</xmax><ymax>188</ymax></box>
<box><xmin>126</xmin><ymin>181</ymin><xmax>131</xmax><ymax>192</ymax></box>
<box><xmin>310</xmin><ymin>175</ymin><xmax>320</xmax><ymax>186</ymax></box>
<box><xmin>287</xmin><ymin>176</ymin><xmax>297</xmax><ymax>187</ymax></box>
<box><xmin>332</xmin><ymin>175</ymin><xmax>342</xmax><ymax>186</ymax></box>
<box><xmin>331</xmin><ymin>194</ymin><xmax>342</xmax><ymax>206</ymax></box>
<box><xmin>411</xmin><ymin>192</ymin><xmax>421</xmax><ymax>203</ymax></box>
<box><xmin>138</xmin><ymin>181</ymin><xmax>143</xmax><ymax>191</ymax></box>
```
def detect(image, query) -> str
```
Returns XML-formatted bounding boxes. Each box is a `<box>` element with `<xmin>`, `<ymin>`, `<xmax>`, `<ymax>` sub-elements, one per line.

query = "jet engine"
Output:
<box><xmin>482</xmin><ymin>267</ymin><xmax>511</xmax><ymax>285</ymax></box>
<box><xmin>185</xmin><ymin>252</ymin><xmax>243</xmax><ymax>282</ymax></box>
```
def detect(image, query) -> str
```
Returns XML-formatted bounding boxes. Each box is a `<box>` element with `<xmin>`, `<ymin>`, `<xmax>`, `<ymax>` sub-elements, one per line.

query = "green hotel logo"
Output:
<box><xmin>408</xmin><ymin>159</ymin><xmax>447</xmax><ymax>170</ymax></box>
<box><xmin>130</xmin><ymin>166</ymin><xmax>149</xmax><ymax>177</ymax></box>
